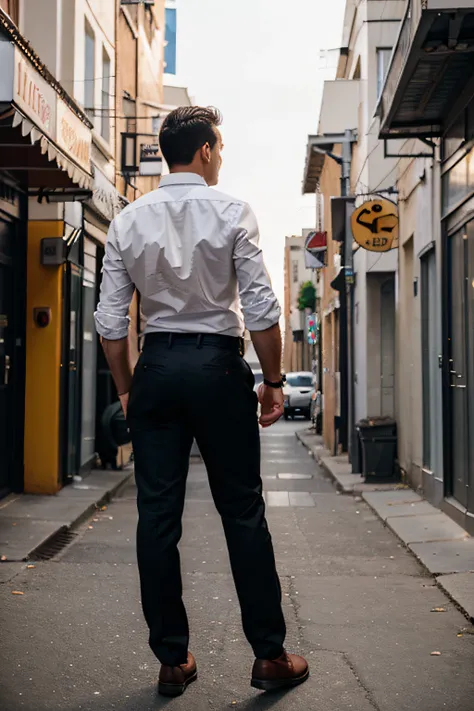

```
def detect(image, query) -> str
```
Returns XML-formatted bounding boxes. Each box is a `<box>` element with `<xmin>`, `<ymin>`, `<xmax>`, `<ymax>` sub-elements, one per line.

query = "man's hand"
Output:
<box><xmin>119</xmin><ymin>392</ymin><xmax>129</xmax><ymax>418</ymax></box>
<box><xmin>257</xmin><ymin>384</ymin><xmax>284</xmax><ymax>428</ymax></box>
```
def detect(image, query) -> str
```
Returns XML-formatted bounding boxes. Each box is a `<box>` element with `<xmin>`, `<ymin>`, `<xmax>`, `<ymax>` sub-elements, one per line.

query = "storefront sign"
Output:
<box><xmin>14</xmin><ymin>53</ymin><xmax>56</xmax><ymax>139</ymax></box>
<box><xmin>351</xmin><ymin>198</ymin><xmax>398</xmax><ymax>252</ymax></box>
<box><xmin>56</xmin><ymin>99</ymin><xmax>91</xmax><ymax>173</ymax></box>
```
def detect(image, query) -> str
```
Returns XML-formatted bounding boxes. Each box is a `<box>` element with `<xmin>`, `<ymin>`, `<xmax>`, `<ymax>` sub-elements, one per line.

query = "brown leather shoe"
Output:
<box><xmin>251</xmin><ymin>650</ymin><xmax>309</xmax><ymax>692</ymax></box>
<box><xmin>158</xmin><ymin>652</ymin><xmax>197</xmax><ymax>697</ymax></box>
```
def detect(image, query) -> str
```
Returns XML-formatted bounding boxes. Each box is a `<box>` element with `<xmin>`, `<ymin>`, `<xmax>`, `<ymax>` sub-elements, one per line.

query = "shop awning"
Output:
<box><xmin>302</xmin><ymin>136</ymin><xmax>334</xmax><ymax>194</ymax></box>
<box><xmin>0</xmin><ymin>12</ymin><xmax>93</xmax><ymax>193</ymax></box>
<box><xmin>302</xmin><ymin>81</ymin><xmax>359</xmax><ymax>194</ymax></box>
<box><xmin>377</xmin><ymin>1</ymin><xmax>474</xmax><ymax>138</ymax></box>
<box><xmin>0</xmin><ymin>108</ymin><xmax>92</xmax><ymax>190</ymax></box>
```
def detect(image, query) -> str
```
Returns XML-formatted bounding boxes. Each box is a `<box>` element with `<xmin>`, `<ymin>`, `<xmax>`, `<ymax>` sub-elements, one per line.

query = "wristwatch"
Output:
<box><xmin>263</xmin><ymin>374</ymin><xmax>286</xmax><ymax>389</ymax></box>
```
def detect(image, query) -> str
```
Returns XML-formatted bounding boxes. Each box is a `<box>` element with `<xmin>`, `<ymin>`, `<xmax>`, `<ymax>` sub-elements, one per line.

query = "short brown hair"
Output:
<box><xmin>159</xmin><ymin>106</ymin><xmax>222</xmax><ymax>168</ymax></box>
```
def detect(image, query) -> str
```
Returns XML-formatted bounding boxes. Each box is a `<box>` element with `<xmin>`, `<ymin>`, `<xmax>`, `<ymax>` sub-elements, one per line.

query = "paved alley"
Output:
<box><xmin>1</xmin><ymin>422</ymin><xmax>474</xmax><ymax>711</ymax></box>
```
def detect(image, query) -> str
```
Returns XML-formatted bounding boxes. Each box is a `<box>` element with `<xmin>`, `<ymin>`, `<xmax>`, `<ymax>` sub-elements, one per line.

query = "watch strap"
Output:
<box><xmin>263</xmin><ymin>375</ymin><xmax>286</xmax><ymax>389</ymax></box>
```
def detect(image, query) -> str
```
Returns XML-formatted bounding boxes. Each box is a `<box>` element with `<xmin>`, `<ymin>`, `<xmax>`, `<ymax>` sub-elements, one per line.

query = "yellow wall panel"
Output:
<box><xmin>24</xmin><ymin>221</ymin><xmax>64</xmax><ymax>494</ymax></box>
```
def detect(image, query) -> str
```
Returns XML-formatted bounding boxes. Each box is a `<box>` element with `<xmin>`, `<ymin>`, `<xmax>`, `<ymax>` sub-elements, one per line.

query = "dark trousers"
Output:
<box><xmin>127</xmin><ymin>333</ymin><xmax>286</xmax><ymax>666</ymax></box>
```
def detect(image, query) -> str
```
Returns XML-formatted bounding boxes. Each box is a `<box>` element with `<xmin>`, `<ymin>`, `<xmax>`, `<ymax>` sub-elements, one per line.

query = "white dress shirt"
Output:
<box><xmin>94</xmin><ymin>173</ymin><xmax>281</xmax><ymax>340</ymax></box>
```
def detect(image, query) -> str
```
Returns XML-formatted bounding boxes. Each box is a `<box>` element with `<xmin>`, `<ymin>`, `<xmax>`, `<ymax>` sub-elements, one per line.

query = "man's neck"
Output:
<box><xmin>170</xmin><ymin>165</ymin><xmax>205</xmax><ymax>178</ymax></box>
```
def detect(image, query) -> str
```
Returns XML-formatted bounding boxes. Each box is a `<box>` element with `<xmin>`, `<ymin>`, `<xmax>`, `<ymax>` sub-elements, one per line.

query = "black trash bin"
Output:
<box><xmin>357</xmin><ymin>417</ymin><xmax>398</xmax><ymax>481</ymax></box>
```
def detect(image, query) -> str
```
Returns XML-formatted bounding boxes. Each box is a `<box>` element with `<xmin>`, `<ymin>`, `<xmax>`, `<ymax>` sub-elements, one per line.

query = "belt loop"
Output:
<box><xmin>197</xmin><ymin>334</ymin><xmax>203</xmax><ymax>349</ymax></box>
<box><xmin>168</xmin><ymin>333</ymin><xmax>173</xmax><ymax>349</ymax></box>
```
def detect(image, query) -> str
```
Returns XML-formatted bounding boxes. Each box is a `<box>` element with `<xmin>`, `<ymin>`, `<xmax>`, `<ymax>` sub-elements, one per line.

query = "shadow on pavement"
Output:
<box><xmin>234</xmin><ymin>689</ymin><xmax>294</xmax><ymax>710</ymax></box>
<box><xmin>56</xmin><ymin>686</ymin><xmax>292</xmax><ymax>711</ymax></box>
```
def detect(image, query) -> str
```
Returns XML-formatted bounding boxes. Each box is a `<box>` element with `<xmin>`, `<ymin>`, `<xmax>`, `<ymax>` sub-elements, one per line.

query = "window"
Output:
<box><xmin>286</xmin><ymin>375</ymin><xmax>313</xmax><ymax>388</ymax></box>
<box><xmin>123</xmin><ymin>95</ymin><xmax>137</xmax><ymax>134</ymax></box>
<box><xmin>292</xmin><ymin>260</ymin><xmax>298</xmax><ymax>283</ymax></box>
<box><xmin>84</xmin><ymin>23</ymin><xmax>95</xmax><ymax>121</ymax></box>
<box><xmin>164</xmin><ymin>7</ymin><xmax>177</xmax><ymax>74</ymax></box>
<box><xmin>442</xmin><ymin>145</ymin><xmax>474</xmax><ymax>214</ymax></box>
<box><xmin>101</xmin><ymin>50</ymin><xmax>111</xmax><ymax>143</ymax></box>
<box><xmin>376</xmin><ymin>48</ymin><xmax>392</xmax><ymax>100</ymax></box>
<box><xmin>444</xmin><ymin>112</ymin><xmax>466</xmax><ymax>161</ymax></box>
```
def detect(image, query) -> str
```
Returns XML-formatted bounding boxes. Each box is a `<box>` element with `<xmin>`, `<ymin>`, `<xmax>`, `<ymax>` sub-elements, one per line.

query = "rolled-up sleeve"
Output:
<box><xmin>233</xmin><ymin>203</ymin><xmax>281</xmax><ymax>331</ymax></box>
<box><xmin>94</xmin><ymin>220</ymin><xmax>135</xmax><ymax>340</ymax></box>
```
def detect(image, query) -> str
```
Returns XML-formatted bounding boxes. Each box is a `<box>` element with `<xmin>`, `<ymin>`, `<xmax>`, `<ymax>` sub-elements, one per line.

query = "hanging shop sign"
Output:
<box><xmin>304</xmin><ymin>230</ymin><xmax>327</xmax><ymax>269</ymax></box>
<box><xmin>139</xmin><ymin>144</ymin><xmax>163</xmax><ymax>176</ymax></box>
<box><xmin>306</xmin><ymin>313</ymin><xmax>318</xmax><ymax>346</ymax></box>
<box><xmin>351</xmin><ymin>198</ymin><xmax>398</xmax><ymax>252</ymax></box>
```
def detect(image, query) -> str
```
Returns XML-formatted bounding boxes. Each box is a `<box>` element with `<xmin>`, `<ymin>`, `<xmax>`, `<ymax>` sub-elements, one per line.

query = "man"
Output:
<box><xmin>94</xmin><ymin>106</ymin><xmax>309</xmax><ymax>696</ymax></box>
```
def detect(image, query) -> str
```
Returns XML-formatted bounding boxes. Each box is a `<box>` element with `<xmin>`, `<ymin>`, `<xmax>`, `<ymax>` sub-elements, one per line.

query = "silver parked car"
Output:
<box><xmin>283</xmin><ymin>372</ymin><xmax>315</xmax><ymax>420</ymax></box>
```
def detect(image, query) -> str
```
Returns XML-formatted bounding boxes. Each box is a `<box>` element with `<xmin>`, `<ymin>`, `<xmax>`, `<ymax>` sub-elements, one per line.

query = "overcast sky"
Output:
<box><xmin>175</xmin><ymin>0</ymin><xmax>345</xmax><ymax>304</ymax></box>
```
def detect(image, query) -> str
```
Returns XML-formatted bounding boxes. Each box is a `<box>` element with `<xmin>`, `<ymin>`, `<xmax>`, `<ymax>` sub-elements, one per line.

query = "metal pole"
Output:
<box><xmin>337</xmin><ymin>130</ymin><xmax>354</xmax><ymax>453</ymax></box>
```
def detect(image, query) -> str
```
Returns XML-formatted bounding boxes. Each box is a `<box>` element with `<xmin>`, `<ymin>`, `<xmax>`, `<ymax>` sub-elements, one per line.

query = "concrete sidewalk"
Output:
<box><xmin>0</xmin><ymin>467</ymin><xmax>133</xmax><ymax>580</ymax></box>
<box><xmin>297</xmin><ymin>427</ymin><xmax>474</xmax><ymax>623</ymax></box>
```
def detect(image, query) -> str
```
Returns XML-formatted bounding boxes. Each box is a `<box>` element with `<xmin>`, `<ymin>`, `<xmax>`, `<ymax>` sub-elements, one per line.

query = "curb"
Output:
<box><xmin>63</xmin><ymin>469</ymin><xmax>134</xmax><ymax>533</ymax></box>
<box><xmin>296</xmin><ymin>430</ymin><xmax>354</xmax><ymax>494</ymax></box>
<box><xmin>1</xmin><ymin>468</ymin><xmax>134</xmax><ymax>563</ymax></box>
<box><xmin>27</xmin><ymin>469</ymin><xmax>134</xmax><ymax>561</ymax></box>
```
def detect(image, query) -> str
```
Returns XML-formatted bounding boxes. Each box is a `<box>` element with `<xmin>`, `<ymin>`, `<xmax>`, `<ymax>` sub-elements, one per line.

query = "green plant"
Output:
<box><xmin>297</xmin><ymin>281</ymin><xmax>316</xmax><ymax>311</ymax></box>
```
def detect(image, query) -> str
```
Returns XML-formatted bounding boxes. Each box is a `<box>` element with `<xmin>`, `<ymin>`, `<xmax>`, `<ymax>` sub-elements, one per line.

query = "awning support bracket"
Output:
<box><xmin>383</xmin><ymin>138</ymin><xmax>435</xmax><ymax>159</ymax></box>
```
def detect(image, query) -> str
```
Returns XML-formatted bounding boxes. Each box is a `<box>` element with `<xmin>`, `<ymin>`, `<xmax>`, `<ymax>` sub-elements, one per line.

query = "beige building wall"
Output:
<box><xmin>394</xmin><ymin>147</ymin><xmax>443</xmax><ymax>491</ymax></box>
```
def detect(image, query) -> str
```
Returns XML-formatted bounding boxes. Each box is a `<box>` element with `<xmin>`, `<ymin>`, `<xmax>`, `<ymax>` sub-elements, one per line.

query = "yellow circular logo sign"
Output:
<box><xmin>351</xmin><ymin>198</ymin><xmax>398</xmax><ymax>252</ymax></box>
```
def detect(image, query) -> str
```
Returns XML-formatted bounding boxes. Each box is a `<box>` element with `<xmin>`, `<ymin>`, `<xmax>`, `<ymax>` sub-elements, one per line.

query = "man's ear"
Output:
<box><xmin>201</xmin><ymin>142</ymin><xmax>211</xmax><ymax>163</ymax></box>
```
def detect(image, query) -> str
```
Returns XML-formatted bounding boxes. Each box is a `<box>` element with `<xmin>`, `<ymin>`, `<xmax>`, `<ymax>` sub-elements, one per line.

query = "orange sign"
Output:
<box><xmin>56</xmin><ymin>99</ymin><xmax>91</xmax><ymax>173</ymax></box>
<box><xmin>351</xmin><ymin>198</ymin><xmax>398</xmax><ymax>252</ymax></box>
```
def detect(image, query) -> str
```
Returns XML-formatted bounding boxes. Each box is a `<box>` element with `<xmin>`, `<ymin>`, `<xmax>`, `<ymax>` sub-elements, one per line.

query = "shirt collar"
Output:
<box><xmin>159</xmin><ymin>173</ymin><xmax>208</xmax><ymax>188</ymax></box>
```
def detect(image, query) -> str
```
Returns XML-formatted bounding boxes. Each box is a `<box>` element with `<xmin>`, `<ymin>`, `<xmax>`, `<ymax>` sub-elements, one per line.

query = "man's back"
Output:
<box><xmin>95</xmin><ymin>173</ymin><xmax>280</xmax><ymax>340</ymax></box>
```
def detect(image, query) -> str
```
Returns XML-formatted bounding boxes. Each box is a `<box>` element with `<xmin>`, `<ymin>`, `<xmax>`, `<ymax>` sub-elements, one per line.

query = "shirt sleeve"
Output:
<box><xmin>233</xmin><ymin>203</ymin><xmax>281</xmax><ymax>331</ymax></box>
<box><xmin>94</xmin><ymin>219</ymin><xmax>135</xmax><ymax>340</ymax></box>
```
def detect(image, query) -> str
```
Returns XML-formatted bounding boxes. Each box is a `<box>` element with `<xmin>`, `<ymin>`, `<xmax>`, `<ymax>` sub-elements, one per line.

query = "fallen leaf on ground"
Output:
<box><xmin>1</xmin><ymin>555</ymin><xmax>7</xmax><ymax>561</ymax></box>
<box><xmin>431</xmin><ymin>607</ymin><xmax>446</xmax><ymax>613</ymax></box>
<box><xmin>88</xmin><ymin>526</ymin><xmax>94</xmax><ymax>530</ymax></box>
<box><xmin>27</xmin><ymin>565</ymin><xmax>35</xmax><ymax>569</ymax></box>
<box><xmin>457</xmin><ymin>633</ymin><xmax>464</xmax><ymax>638</ymax></box>
<box><xmin>430</xmin><ymin>651</ymin><xmax>441</xmax><ymax>656</ymax></box>
<box><xmin>11</xmin><ymin>591</ymin><xmax>24</xmax><ymax>595</ymax></box>
<box><xmin>100</xmin><ymin>506</ymin><xmax>107</xmax><ymax>511</ymax></box>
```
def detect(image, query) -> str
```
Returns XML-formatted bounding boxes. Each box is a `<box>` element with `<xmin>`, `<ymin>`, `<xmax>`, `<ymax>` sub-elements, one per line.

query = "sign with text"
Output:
<box><xmin>14</xmin><ymin>51</ymin><xmax>56</xmax><ymax>139</ymax></box>
<box><xmin>56</xmin><ymin>99</ymin><xmax>92</xmax><ymax>173</ymax></box>
<box><xmin>351</xmin><ymin>198</ymin><xmax>398</xmax><ymax>252</ymax></box>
